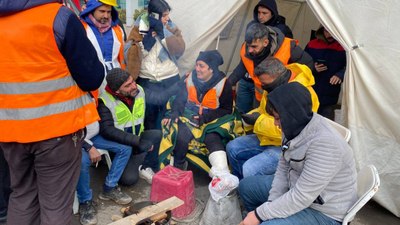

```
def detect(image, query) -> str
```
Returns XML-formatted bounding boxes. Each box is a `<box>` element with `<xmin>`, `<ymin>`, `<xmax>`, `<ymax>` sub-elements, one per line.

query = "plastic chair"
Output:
<box><xmin>342</xmin><ymin>165</ymin><xmax>380</xmax><ymax>225</ymax></box>
<box><xmin>323</xmin><ymin>117</ymin><xmax>351</xmax><ymax>142</ymax></box>
<box><xmin>73</xmin><ymin>149</ymin><xmax>112</xmax><ymax>214</ymax></box>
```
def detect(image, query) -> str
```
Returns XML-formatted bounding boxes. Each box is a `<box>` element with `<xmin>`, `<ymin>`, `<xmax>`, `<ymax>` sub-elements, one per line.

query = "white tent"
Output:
<box><xmin>139</xmin><ymin>0</ymin><xmax>400</xmax><ymax>216</ymax></box>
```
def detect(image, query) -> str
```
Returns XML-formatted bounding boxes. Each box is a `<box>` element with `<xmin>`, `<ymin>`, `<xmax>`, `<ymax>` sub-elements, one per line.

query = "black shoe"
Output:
<box><xmin>174</xmin><ymin>161</ymin><xmax>188</xmax><ymax>171</ymax></box>
<box><xmin>79</xmin><ymin>200</ymin><xmax>97</xmax><ymax>225</ymax></box>
<box><xmin>99</xmin><ymin>186</ymin><xmax>132</xmax><ymax>205</ymax></box>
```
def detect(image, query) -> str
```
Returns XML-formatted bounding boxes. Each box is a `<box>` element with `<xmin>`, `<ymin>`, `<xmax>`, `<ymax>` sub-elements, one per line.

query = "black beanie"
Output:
<box><xmin>106</xmin><ymin>68</ymin><xmax>130</xmax><ymax>92</ymax></box>
<box><xmin>196</xmin><ymin>50</ymin><xmax>224</xmax><ymax>72</ymax></box>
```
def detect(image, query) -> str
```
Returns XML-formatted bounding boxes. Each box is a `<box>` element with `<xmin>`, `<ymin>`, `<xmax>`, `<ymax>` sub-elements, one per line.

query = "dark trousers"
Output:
<box><xmin>119</xmin><ymin>129</ymin><xmax>162</xmax><ymax>186</ymax></box>
<box><xmin>0</xmin><ymin>130</ymin><xmax>83</xmax><ymax>225</ymax></box>
<box><xmin>137</xmin><ymin>75</ymin><xmax>180</xmax><ymax>130</ymax></box>
<box><xmin>0</xmin><ymin>148</ymin><xmax>11</xmax><ymax>218</ymax></box>
<box><xmin>174</xmin><ymin>121</ymin><xmax>225</xmax><ymax>165</ymax></box>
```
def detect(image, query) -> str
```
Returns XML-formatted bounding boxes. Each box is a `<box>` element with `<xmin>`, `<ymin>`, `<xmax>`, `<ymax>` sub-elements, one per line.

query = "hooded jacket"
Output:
<box><xmin>249</xmin><ymin>63</ymin><xmax>319</xmax><ymax>146</ymax></box>
<box><xmin>255</xmin><ymin>82</ymin><xmax>357</xmax><ymax>222</ymax></box>
<box><xmin>228</xmin><ymin>27</ymin><xmax>313</xmax><ymax>86</ymax></box>
<box><xmin>247</xmin><ymin>0</ymin><xmax>293</xmax><ymax>38</ymax></box>
<box><xmin>80</xmin><ymin>0</ymin><xmax>125</xmax><ymax>71</ymax></box>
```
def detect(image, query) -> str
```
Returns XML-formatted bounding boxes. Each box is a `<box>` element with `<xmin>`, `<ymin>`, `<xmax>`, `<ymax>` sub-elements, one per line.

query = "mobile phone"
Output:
<box><xmin>316</xmin><ymin>59</ymin><xmax>326</xmax><ymax>64</ymax></box>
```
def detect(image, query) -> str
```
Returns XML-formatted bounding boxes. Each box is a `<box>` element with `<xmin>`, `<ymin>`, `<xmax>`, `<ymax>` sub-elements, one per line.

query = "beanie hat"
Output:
<box><xmin>196</xmin><ymin>50</ymin><xmax>224</xmax><ymax>71</ymax></box>
<box><xmin>106</xmin><ymin>68</ymin><xmax>130</xmax><ymax>92</ymax></box>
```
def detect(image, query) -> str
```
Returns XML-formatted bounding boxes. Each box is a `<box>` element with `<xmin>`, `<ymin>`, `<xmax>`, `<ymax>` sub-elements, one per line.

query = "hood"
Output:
<box><xmin>80</xmin><ymin>0</ymin><xmax>119</xmax><ymax>26</ymax></box>
<box><xmin>286</xmin><ymin>63</ymin><xmax>315</xmax><ymax>87</ymax></box>
<box><xmin>253</xmin><ymin>0</ymin><xmax>279</xmax><ymax>26</ymax></box>
<box><xmin>0</xmin><ymin>0</ymin><xmax>61</xmax><ymax>16</ymax></box>
<box><xmin>267</xmin><ymin>82</ymin><xmax>313</xmax><ymax>140</ymax></box>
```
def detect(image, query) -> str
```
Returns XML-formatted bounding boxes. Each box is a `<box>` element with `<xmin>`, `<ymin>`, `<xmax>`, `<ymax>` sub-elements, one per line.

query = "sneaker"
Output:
<box><xmin>79</xmin><ymin>200</ymin><xmax>97</xmax><ymax>225</ymax></box>
<box><xmin>139</xmin><ymin>165</ymin><xmax>155</xmax><ymax>184</ymax></box>
<box><xmin>98</xmin><ymin>186</ymin><xmax>132</xmax><ymax>205</ymax></box>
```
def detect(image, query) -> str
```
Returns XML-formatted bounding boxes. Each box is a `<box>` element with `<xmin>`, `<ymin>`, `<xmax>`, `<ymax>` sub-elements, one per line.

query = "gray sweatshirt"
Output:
<box><xmin>256</xmin><ymin>114</ymin><xmax>357</xmax><ymax>222</ymax></box>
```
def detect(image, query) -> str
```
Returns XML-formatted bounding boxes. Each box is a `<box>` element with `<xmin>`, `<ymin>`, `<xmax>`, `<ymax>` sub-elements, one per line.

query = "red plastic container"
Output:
<box><xmin>150</xmin><ymin>165</ymin><xmax>195</xmax><ymax>218</ymax></box>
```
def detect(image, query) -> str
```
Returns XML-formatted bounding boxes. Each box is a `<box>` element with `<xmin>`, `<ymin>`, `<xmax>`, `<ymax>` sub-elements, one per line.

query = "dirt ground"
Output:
<box><xmin>68</xmin><ymin>162</ymin><xmax>400</xmax><ymax>225</ymax></box>
<box><xmin>1</xmin><ymin>161</ymin><xmax>399</xmax><ymax>225</ymax></box>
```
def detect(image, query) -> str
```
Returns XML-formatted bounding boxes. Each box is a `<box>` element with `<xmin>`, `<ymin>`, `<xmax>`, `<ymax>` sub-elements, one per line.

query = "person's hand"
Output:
<box><xmin>330</xmin><ymin>75</ymin><xmax>342</xmax><ymax>85</ymax></box>
<box><xmin>315</xmin><ymin>62</ymin><xmax>328</xmax><ymax>73</ymax></box>
<box><xmin>88</xmin><ymin>146</ymin><xmax>102</xmax><ymax>164</ymax></box>
<box><xmin>239</xmin><ymin>211</ymin><xmax>261</xmax><ymax>225</ymax></box>
<box><xmin>241</xmin><ymin>112</ymin><xmax>261</xmax><ymax>125</ymax></box>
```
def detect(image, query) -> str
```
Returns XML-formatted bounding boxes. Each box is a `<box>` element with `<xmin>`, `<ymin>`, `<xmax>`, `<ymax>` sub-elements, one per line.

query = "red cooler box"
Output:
<box><xmin>150</xmin><ymin>165</ymin><xmax>195</xmax><ymax>218</ymax></box>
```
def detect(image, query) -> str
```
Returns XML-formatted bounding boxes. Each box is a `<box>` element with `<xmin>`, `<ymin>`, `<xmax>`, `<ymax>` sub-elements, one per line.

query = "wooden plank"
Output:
<box><xmin>108</xmin><ymin>196</ymin><xmax>184</xmax><ymax>225</ymax></box>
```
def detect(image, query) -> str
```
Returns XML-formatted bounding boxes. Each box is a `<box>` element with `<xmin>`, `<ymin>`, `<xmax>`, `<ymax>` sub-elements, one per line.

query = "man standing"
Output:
<box><xmin>0</xmin><ymin>1</ymin><xmax>104</xmax><ymax>225</ymax></box>
<box><xmin>80</xmin><ymin>0</ymin><xmax>125</xmax><ymax>88</ymax></box>
<box><xmin>228</xmin><ymin>23</ymin><xmax>313</xmax><ymax>109</ymax></box>
<box><xmin>239</xmin><ymin>82</ymin><xmax>357</xmax><ymax>225</ymax></box>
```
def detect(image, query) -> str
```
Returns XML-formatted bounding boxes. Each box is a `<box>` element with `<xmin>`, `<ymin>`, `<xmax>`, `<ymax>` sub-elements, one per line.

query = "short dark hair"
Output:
<box><xmin>245</xmin><ymin>23</ymin><xmax>270</xmax><ymax>44</ymax></box>
<box><xmin>254</xmin><ymin>57</ymin><xmax>287</xmax><ymax>79</ymax></box>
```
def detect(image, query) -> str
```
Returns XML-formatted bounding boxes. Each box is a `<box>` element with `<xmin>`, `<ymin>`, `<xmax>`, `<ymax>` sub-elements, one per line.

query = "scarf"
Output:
<box><xmin>88</xmin><ymin>14</ymin><xmax>112</xmax><ymax>33</ymax></box>
<box><xmin>105</xmin><ymin>85</ymin><xmax>134</xmax><ymax>109</ymax></box>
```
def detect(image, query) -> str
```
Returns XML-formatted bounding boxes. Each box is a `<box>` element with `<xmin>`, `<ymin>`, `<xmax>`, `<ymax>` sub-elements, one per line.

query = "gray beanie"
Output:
<box><xmin>106</xmin><ymin>68</ymin><xmax>130</xmax><ymax>92</ymax></box>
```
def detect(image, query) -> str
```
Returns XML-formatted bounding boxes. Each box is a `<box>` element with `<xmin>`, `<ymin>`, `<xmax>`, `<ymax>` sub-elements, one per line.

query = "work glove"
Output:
<box><xmin>241</xmin><ymin>112</ymin><xmax>260</xmax><ymax>125</ymax></box>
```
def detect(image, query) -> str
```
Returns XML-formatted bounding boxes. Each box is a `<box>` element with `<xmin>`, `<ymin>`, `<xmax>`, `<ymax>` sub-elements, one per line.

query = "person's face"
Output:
<box><xmin>93</xmin><ymin>5</ymin><xmax>112</xmax><ymax>24</ymax></box>
<box><xmin>117</xmin><ymin>76</ymin><xmax>139</xmax><ymax>97</ymax></box>
<box><xmin>161</xmin><ymin>10</ymin><xmax>170</xmax><ymax>25</ymax></box>
<box><xmin>258</xmin><ymin>6</ymin><xmax>273</xmax><ymax>24</ymax></box>
<box><xmin>323</xmin><ymin>28</ymin><xmax>335</xmax><ymax>42</ymax></box>
<box><xmin>247</xmin><ymin>38</ymin><xmax>269</xmax><ymax>56</ymax></box>
<box><xmin>195</xmin><ymin>61</ymin><xmax>213</xmax><ymax>82</ymax></box>
<box><xmin>272</xmin><ymin>110</ymin><xmax>281</xmax><ymax>129</ymax></box>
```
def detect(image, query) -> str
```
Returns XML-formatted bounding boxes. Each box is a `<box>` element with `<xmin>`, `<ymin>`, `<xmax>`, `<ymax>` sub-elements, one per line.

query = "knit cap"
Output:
<box><xmin>196</xmin><ymin>50</ymin><xmax>224</xmax><ymax>71</ymax></box>
<box><xmin>106</xmin><ymin>68</ymin><xmax>130</xmax><ymax>92</ymax></box>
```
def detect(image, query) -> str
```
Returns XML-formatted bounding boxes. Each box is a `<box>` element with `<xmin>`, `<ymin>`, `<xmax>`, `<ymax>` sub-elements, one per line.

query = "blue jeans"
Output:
<box><xmin>226</xmin><ymin>134</ymin><xmax>281</xmax><ymax>180</ymax></box>
<box><xmin>76</xmin><ymin>149</ymin><xmax>93</xmax><ymax>203</ymax></box>
<box><xmin>239</xmin><ymin>176</ymin><xmax>341</xmax><ymax>225</ymax></box>
<box><xmin>236</xmin><ymin>78</ymin><xmax>255</xmax><ymax>114</ymax></box>
<box><xmin>91</xmin><ymin>135</ymin><xmax>132</xmax><ymax>188</ymax></box>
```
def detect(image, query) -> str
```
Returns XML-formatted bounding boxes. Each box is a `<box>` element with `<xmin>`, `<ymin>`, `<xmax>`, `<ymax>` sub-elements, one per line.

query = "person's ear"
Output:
<box><xmin>262</xmin><ymin>38</ymin><xmax>269</xmax><ymax>47</ymax></box>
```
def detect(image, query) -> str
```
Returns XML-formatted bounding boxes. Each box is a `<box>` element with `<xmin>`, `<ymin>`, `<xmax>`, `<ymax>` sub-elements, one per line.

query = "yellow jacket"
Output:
<box><xmin>249</xmin><ymin>63</ymin><xmax>319</xmax><ymax>146</ymax></box>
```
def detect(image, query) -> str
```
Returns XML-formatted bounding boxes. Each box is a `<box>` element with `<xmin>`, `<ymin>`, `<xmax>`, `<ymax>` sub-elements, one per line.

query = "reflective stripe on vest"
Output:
<box><xmin>82</xmin><ymin>22</ymin><xmax>126</xmax><ymax>70</ymax></box>
<box><xmin>100</xmin><ymin>86</ymin><xmax>145</xmax><ymax>135</ymax></box>
<box><xmin>241</xmin><ymin>37</ymin><xmax>293</xmax><ymax>101</ymax></box>
<box><xmin>186</xmin><ymin>73</ymin><xmax>227</xmax><ymax>115</ymax></box>
<box><xmin>0</xmin><ymin>3</ymin><xmax>99</xmax><ymax>143</ymax></box>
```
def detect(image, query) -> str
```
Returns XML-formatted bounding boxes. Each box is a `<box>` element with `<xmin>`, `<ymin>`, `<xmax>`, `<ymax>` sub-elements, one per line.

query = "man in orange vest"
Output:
<box><xmin>80</xmin><ymin>0</ymin><xmax>126</xmax><ymax>90</ymax></box>
<box><xmin>0</xmin><ymin>1</ymin><xmax>104</xmax><ymax>225</ymax></box>
<box><xmin>228</xmin><ymin>23</ymin><xmax>313</xmax><ymax>112</ymax></box>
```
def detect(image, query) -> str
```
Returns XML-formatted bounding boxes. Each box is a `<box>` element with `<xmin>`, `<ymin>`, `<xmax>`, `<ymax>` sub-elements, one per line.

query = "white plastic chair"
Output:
<box><xmin>323</xmin><ymin>117</ymin><xmax>351</xmax><ymax>143</ymax></box>
<box><xmin>73</xmin><ymin>149</ymin><xmax>112</xmax><ymax>214</ymax></box>
<box><xmin>342</xmin><ymin>165</ymin><xmax>380</xmax><ymax>224</ymax></box>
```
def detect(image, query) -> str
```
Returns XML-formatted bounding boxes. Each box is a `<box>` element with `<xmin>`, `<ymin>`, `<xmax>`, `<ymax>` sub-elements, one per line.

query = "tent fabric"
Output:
<box><xmin>166</xmin><ymin>0</ymin><xmax>246</xmax><ymax>74</ymax></box>
<box><xmin>151</xmin><ymin>0</ymin><xmax>400</xmax><ymax>216</ymax></box>
<box><xmin>307</xmin><ymin>0</ymin><xmax>400</xmax><ymax>217</ymax></box>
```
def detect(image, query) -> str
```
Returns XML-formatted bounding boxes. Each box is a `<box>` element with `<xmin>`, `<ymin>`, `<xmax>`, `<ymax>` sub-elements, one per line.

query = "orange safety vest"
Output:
<box><xmin>0</xmin><ymin>3</ymin><xmax>99</xmax><ymax>143</ymax></box>
<box><xmin>241</xmin><ymin>37</ymin><xmax>294</xmax><ymax>101</ymax></box>
<box><xmin>82</xmin><ymin>22</ymin><xmax>126</xmax><ymax>69</ymax></box>
<box><xmin>186</xmin><ymin>73</ymin><xmax>227</xmax><ymax>115</ymax></box>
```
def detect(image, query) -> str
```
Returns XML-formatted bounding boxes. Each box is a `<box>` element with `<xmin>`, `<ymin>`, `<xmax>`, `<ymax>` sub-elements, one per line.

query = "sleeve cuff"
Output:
<box><xmin>254</xmin><ymin>208</ymin><xmax>264</xmax><ymax>223</ymax></box>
